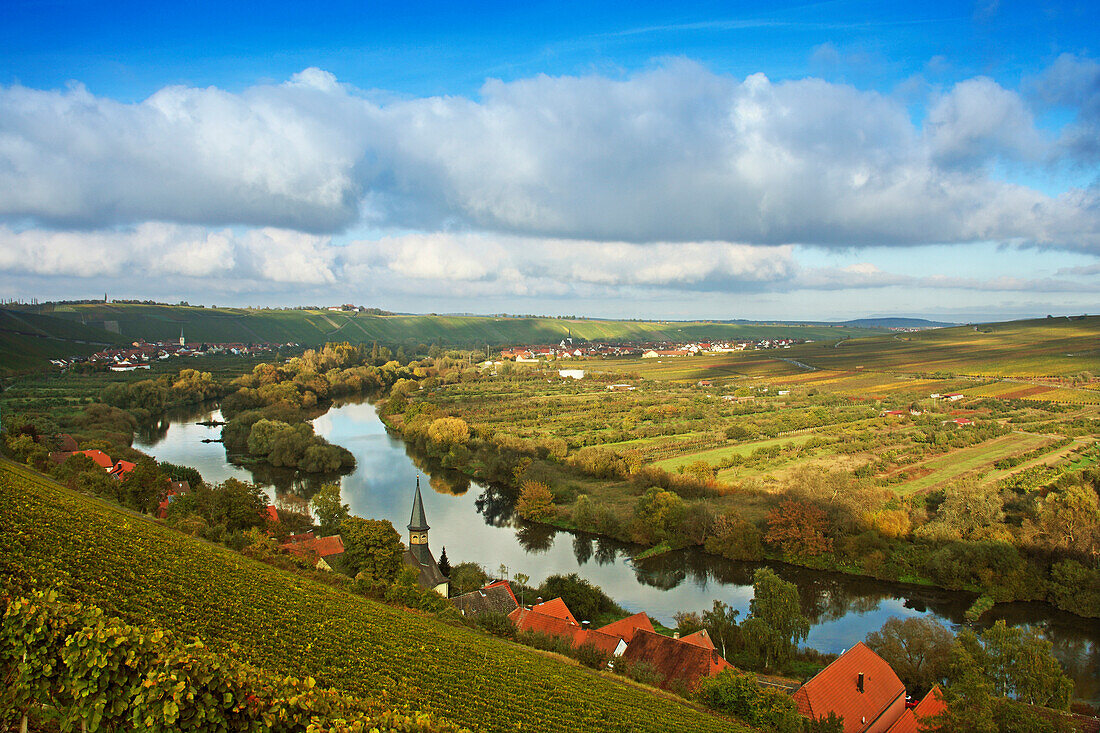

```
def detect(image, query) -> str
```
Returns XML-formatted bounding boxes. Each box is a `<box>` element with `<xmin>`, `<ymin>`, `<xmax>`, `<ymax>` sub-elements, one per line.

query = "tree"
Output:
<box><xmin>865</xmin><ymin>616</ymin><xmax>954</xmax><ymax>695</ymax></box>
<box><xmin>516</xmin><ymin>481</ymin><xmax>555</xmax><ymax>521</ymax></box>
<box><xmin>341</xmin><ymin>517</ymin><xmax>404</xmax><ymax>586</ymax></box>
<box><xmin>948</xmin><ymin>621</ymin><xmax>1072</xmax><ymax>710</ymax></box>
<box><xmin>427</xmin><ymin>417</ymin><xmax>470</xmax><ymax>447</ymax></box>
<box><xmin>310</xmin><ymin>482</ymin><xmax>350</xmax><ymax>536</ymax></box>
<box><xmin>449</xmin><ymin>562</ymin><xmax>489</xmax><ymax>595</ymax></box>
<box><xmin>438</xmin><ymin>547</ymin><xmax>451</xmax><ymax>576</ymax></box>
<box><xmin>512</xmin><ymin>572</ymin><xmax>530</xmax><ymax>606</ymax></box>
<box><xmin>538</xmin><ymin>573</ymin><xmax>624</xmax><ymax>623</ymax></box>
<box><xmin>203</xmin><ymin>478</ymin><xmax>268</xmax><ymax>533</ymax></box>
<box><xmin>631</xmin><ymin>487</ymin><xmax>686</xmax><ymax>544</ymax></box>
<box><xmin>705</xmin><ymin>510</ymin><xmax>764</xmax><ymax>560</ymax></box>
<box><xmin>701</xmin><ymin>600</ymin><xmax>740</xmax><ymax>660</ymax></box>
<box><xmin>742</xmin><ymin>568</ymin><xmax>809</xmax><ymax>669</ymax></box>
<box><xmin>765</xmin><ymin>500</ymin><xmax>832</xmax><ymax>556</ymax></box>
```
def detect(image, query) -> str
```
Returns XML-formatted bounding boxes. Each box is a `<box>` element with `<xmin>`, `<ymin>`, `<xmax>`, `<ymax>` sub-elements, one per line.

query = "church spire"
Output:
<box><xmin>408</xmin><ymin>476</ymin><xmax>429</xmax><ymax>533</ymax></box>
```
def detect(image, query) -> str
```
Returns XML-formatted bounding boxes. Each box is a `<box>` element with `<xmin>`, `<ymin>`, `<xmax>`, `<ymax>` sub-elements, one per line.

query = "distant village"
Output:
<box><xmin>49</xmin><ymin>330</ymin><xmax>292</xmax><ymax>370</ymax></box>
<box><xmin>500</xmin><ymin>337</ymin><xmax>804</xmax><ymax>362</ymax></box>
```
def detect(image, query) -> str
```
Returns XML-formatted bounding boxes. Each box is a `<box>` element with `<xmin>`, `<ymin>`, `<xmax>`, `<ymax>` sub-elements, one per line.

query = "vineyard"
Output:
<box><xmin>0</xmin><ymin>460</ymin><xmax>745</xmax><ymax>733</ymax></box>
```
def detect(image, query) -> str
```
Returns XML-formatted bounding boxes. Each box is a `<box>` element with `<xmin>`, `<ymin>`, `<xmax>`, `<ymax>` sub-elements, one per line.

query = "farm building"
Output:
<box><xmin>792</xmin><ymin>642</ymin><xmax>906</xmax><ymax>733</ymax></box>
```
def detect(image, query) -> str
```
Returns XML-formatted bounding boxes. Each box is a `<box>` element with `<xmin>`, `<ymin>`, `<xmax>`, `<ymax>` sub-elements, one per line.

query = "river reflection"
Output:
<box><xmin>134</xmin><ymin>398</ymin><xmax>1099</xmax><ymax>704</ymax></box>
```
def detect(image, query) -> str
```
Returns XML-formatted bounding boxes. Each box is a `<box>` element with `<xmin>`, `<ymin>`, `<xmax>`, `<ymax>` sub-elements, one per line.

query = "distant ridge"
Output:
<box><xmin>839</xmin><ymin>317</ymin><xmax>957</xmax><ymax>329</ymax></box>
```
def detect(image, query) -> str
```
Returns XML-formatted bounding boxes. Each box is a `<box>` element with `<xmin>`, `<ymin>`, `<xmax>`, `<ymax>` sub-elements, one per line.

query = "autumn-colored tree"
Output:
<box><xmin>516</xmin><ymin>481</ymin><xmax>555</xmax><ymax>521</ymax></box>
<box><xmin>764</xmin><ymin>500</ymin><xmax>833</xmax><ymax>556</ymax></box>
<box><xmin>427</xmin><ymin>417</ymin><xmax>470</xmax><ymax>447</ymax></box>
<box><xmin>867</xmin><ymin>508</ymin><xmax>912</xmax><ymax>539</ymax></box>
<box><xmin>631</xmin><ymin>487</ymin><xmax>686</xmax><ymax>544</ymax></box>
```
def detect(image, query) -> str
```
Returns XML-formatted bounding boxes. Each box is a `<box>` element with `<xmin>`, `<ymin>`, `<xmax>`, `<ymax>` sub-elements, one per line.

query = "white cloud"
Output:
<box><xmin>1</xmin><ymin>61</ymin><xmax>1098</xmax><ymax>252</ymax></box>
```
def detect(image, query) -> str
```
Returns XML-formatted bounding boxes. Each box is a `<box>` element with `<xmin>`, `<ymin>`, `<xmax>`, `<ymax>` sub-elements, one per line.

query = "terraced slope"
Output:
<box><xmin>0</xmin><ymin>461</ymin><xmax>745</xmax><ymax>733</ymax></box>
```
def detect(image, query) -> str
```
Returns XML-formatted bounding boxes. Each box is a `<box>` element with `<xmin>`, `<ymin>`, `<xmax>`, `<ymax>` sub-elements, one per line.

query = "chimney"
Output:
<box><xmin>857</xmin><ymin>672</ymin><xmax>865</xmax><ymax>693</ymax></box>
<box><xmin>673</xmin><ymin>632</ymin><xmax>680</xmax><ymax>639</ymax></box>
<box><xmin>536</xmin><ymin>597</ymin><xmax>543</xmax><ymax>605</ymax></box>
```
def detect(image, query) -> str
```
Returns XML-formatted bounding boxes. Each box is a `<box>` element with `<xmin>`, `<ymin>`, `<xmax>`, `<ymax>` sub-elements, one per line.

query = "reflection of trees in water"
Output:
<box><xmin>594</xmin><ymin>538</ymin><xmax>618</xmax><ymax>566</ymax></box>
<box><xmin>474</xmin><ymin>485</ymin><xmax>516</xmax><ymax>527</ymax></box>
<box><xmin>634</xmin><ymin>561</ymin><xmax>687</xmax><ymax>591</ymax></box>
<box><xmin>240</xmin><ymin>461</ymin><xmax>337</xmax><ymax>502</ymax></box>
<box><xmin>573</xmin><ymin>534</ymin><xmax>593</xmax><ymax>565</ymax></box>
<box><xmin>429</xmin><ymin>472</ymin><xmax>470</xmax><ymax>496</ymax></box>
<box><xmin>516</xmin><ymin>522</ymin><xmax>555</xmax><ymax>554</ymax></box>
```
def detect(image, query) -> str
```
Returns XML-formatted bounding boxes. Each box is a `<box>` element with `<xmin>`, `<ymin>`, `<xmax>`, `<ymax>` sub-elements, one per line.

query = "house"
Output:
<box><xmin>697</xmin><ymin>380</ymin><xmax>713</xmax><ymax>387</ymax></box>
<box><xmin>678</xmin><ymin>629</ymin><xmax>716</xmax><ymax>649</ymax></box>
<box><xmin>57</xmin><ymin>434</ymin><xmax>78</xmax><ymax>452</ymax></box>
<box><xmin>607</xmin><ymin>383</ymin><xmax>636</xmax><ymax>391</ymax></box>
<box><xmin>281</xmin><ymin>532</ymin><xmax>346</xmax><ymax>571</ymax></box>
<box><xmin>617</xmin><ymin>629</ymin><xmax>733</xmax><ymax>690</ymax></box>
<box><xmin>884</xmin><ymin>686</ymin><xmax>946</xmax><ymax>733</ymax></box>
<box><xmin>882</xmin><ymin>410</ymin><xmax>908</xmax><ymax>417</ymax></box>
<box><xmin>156</xmin><ymin>480</ymin><xmax>191</xmax><ymax>519</ymax></box>
<box><xmin>941</xmin><ymin>417</ymin><xmax>974</xmax><ymax>427</ymax></box>
<box><xmin>508</xmin><ymin>599</ymin><xmax>629</xmax><ymax>659</ymax></box>
<box><xmin>792</xmin><ymin>642</ymin><xmax>907</xmax><ymax>733</ymax></box>
<box><xmin>642</xmin><ymin>350</ymin><xmax>660</xmax><ymax>358</ymax></box>
<box><xmin>943</xmin><ymin>393</ymin><xmax>964</xmax><ymax>402</ymax></box>
<box><xmin>109</xmin><ymin>460</ymin><xmax>136</xmax><ymax>479</ymax></box>
<box><xmin>596</xmin><ymin>612</ymin><xmax>654</xmax><ymax>643</ymax></box>
<box><xmin>70</xmin><ymin>449</ymin><xmax>115</xmax><ymax>471</ymax></box>
<box><xmin>401</xmin><ymin>478</ymin><xmax>449</xmax><ymax>596</ymax></box>
<box><xmin>451</xmin><ymin>580</ymin><xmax>519</xmax><ymax>619</ymax></box>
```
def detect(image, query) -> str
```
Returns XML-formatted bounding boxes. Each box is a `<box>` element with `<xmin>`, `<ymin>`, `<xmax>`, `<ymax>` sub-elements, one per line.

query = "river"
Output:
<box><xmin>135</xmin><ymin>399</ymin><xmax>1100</xmax><ymax>703</ymax></box>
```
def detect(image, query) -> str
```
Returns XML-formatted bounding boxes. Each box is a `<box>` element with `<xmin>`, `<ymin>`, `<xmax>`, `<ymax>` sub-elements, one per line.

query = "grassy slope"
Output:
<box><xmin>0</xmin><ymin>461</ymin><xmax>744</xmax><ymax>733</ymax></box>
<box><xmin>25</xmin><ymin>303</ymin><xmax>886</xmax><ymax>347</ymax></box>
<box><xmin>0</xmin><ymin>309</ymin><xmax>130</xmax><ymax>375</ymax></box>
<box><xmin>785</xmin><ymin>316</ymin><xmax>1100</xmax><ymax>378</ymax></box>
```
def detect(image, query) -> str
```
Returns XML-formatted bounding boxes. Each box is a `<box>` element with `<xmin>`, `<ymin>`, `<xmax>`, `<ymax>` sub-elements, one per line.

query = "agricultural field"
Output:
<box><xmin>14</xmin><ymin>302</ymin><xmax>888</xmax><ymax>349</ymax></box>
<box><xmin>0</xmin><ymin>460</ymin><xmax>742</xmax><ymax>733</ymax></box>
<box><xmin>416</xmin><ymin>317</ymin><xmax>1099</xmax><ymax>499</ymax></box>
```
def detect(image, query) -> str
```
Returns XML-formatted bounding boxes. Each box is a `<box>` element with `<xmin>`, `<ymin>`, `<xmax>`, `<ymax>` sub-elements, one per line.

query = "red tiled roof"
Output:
<box><xmin>619</xmin><ymin>630</ymin><xmax>732</xmax><ymax>690</ymax></box>
<box><xmin>264</xmin><ymin>505</ymin><xmax>279</xmax><ymax>523</ymax></box>
<box><xmin>792</xmin><ymin>642</ymin><xmax>906</xmax><ymax>733</ymax></box>
<box><xmin>509</xmin><ymin>607</ymin><xmax>585</xmax><ymax>644</ymax></box>
<box><xmin>531</xmin><ymin>597</ymin><xmax>578</xmax><ymax>625</ymax></box>
<box><xmin>885</xmin><ymin>686</ymin><xmax>946</xmax><ymax>733</ymax></box>
<box><xmin>680</xmin><ymin>629</ymin><xmax>716</xmax><ymax>650</ymax></box>
<box><xmin>596</xmin><ymin>612</ymin><xmax>654</xmax><ymax>643</ymax></box>
<box><xmin>110</xmin><ymin>460</ymin><xmax>136</xmax><ymax>477</ymax></box>
<box><xmin>581</xmin><ymin>629</ymin><xmax>624</xmax><ymax>657</ymax></box>
<box><xmin>77</xmin><ymin>449</ymin><xmax>114</xmax><ymax>470</ymax></box>
<box><xmin>281</xmin><ymin>534</ymin><xmax>345</xmax><ymax>559</ymax></box>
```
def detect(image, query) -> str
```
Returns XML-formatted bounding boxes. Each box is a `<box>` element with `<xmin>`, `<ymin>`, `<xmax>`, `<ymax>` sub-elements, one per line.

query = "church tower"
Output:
<box><xmin>402</xmin><ymin>476</ymin><xmax>448</xmax><ymax>596</ymax></box>
<box><xmin>179</xmin><ymin>327</ymin><xmax>186</xmax><ymax>347</ymax></box>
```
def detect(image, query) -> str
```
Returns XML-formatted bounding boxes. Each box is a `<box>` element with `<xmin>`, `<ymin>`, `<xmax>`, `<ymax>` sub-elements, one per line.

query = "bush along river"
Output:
<box><xmin>135</xmin><ymin>398</ymin><xmax>1100</xmax><ymax>704</ymax></box>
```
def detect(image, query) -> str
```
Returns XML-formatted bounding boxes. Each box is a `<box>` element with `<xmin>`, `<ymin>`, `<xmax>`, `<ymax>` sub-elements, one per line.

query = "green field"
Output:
<box><xmin>17</xmin><ymin>303</ymin><xmax>887</xmax><ymax>348</ymax></box>
<box><xmin>895</xmin><ymin>432</ymin><xmax>1052</xmax><ymax>494</ymax></box>
<box><xmin>653</xmin><ymin>434</ymin><xmax>818</xmax><ymax>472</ymax></box>
<box><xmin>0</xmin><ymin>460</ymin><xmax>742</xmax><ymax>733</ymax></box>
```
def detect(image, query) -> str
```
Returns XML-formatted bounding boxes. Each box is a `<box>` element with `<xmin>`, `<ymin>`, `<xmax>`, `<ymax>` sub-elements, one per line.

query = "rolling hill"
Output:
<box><xmin>0</xmin><ymin>308</ymin><xmax>130</xmax><ymax>375</ymax></box>
<box><xmin>14</xmin><ymin>303</ymin><xmax>888</xmax><ymax>348</ymax></box>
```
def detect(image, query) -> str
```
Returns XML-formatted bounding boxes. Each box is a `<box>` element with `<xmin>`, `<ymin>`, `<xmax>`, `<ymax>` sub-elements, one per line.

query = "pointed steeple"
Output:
<box><xmin>408</xmin><ymin>476</ymin><xmax>429</xmax><ymax>532</ymax></box>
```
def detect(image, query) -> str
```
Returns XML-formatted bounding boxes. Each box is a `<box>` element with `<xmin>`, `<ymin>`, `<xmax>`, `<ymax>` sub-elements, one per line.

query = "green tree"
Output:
<box><xmin>701</xmin><ymin>600</ymin><xmax>740</xmax><ymax>660</ymax></box>
<box><xmin>742</xmin><ymin>568</ymin><xmax>809</xmax><ymax>669</ymax></box>
<box><xmin>119</xmin><ymin>457</ymin><xmax>167</xmax><ymax>513</ymax></box>
<box><xmin>438</xmin><ymin>547</ymin><xmax>451</xmax><ymax>576</ymax></box>
<box><xmin>341</xmin><ymin>517</ymin><xmax>404</xmax><ymax>586</ymax></box>
<box><xmin>631</xmin><ymin>487</ymin><xmax>686</xmax><ymax>544</ymax></box>
<box><xmin>704</xmin><ymin>510</ymin><xmax>764</xmax><ymax>560</ymax></box>
<box><xmin>865</xmin><ymin>616</ymin><xmax>954</xmax><ymax>695</ymax></box>
<box><xmin>311</xmin><ymin>482</ymin><xmax>350</xmax><ymax>536</ymax></box>
<box><xmin>449</xmin><ymin>562</ymin><xmax>489</xmax><ymax>595</ymax></box>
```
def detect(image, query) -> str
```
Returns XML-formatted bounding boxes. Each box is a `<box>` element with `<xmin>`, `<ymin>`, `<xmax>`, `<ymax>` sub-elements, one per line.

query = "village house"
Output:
<box><xmin>280</xmin><ymin>532</ymin><xmax>346</xmax><ymax>571</ymax></box>
<box><xmin>883</xmin><ymin>686</ymin><xmax>946</xmax><ymax>733</ymax></box>
<box><xmin>792</xmin><ymin>642</ymin><xmax>907</xmax><ymax>733</ymax></box>
<box><xmin>617</xmin><ymin>629</ymin><xmax>733</xmax><ymax>690</ymax></box>
<box><xmin>943</xmin><ymin>393</ymin><xmax>964</xmax><ymax>401</ymax></box>
<box><xmin>451</xmin><ymin>580</ymin><xmax>519</xmax><ymax>619</ymax></box>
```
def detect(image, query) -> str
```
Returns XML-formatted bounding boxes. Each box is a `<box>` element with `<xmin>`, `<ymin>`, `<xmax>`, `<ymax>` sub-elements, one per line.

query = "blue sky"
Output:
<box><xmin>1</xmin><ymin>1</ymin><xmax>1098</xmax><ymax>320</ymax></box>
